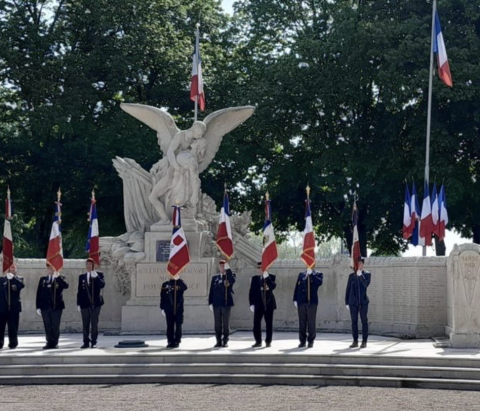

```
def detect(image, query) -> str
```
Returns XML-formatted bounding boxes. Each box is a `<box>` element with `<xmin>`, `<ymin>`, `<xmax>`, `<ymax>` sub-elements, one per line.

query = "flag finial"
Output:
<box><xmin>7</xmin><ymin>186</ymin><xmax>10</xmax><ymax>199</ymax></box>
<box><xmin>265</xmin><ymin>191</ymin><xmax>270</xmax><ymax>201</ymax></box>
<box><xmin>91</xmin><ymin>189</ymin><xmax>96</xmax><ymax>201</ymax></box>
<box><xmin>57</xmin><ymin>187</ymin><xmax>62</xmax><ymax>203</ymax></box>
<box><xmin>306</xmin><ymin>184</ymin><xmax>311</xmax><ymax>199</ymax></box>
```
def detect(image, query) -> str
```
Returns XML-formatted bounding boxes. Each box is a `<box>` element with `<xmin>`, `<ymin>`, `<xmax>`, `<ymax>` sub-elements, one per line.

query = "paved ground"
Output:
<box><xmin>0</xmin><ymin>384</ymin><xmax>480</xmax><ymax>411</ymax></box>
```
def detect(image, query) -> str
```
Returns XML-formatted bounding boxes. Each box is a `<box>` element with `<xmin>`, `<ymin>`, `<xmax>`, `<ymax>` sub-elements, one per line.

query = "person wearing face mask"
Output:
<box><xmin>160</xmin><ymin>274</ymin><xmax>188</xmax><ymax>349</ymax></box>
<box><xmin>76</xmin><ymin>258</ymin><xmax>105</xmax><ymax>349</ymax></box>
<box><xmin>345</xmin><ymin>256</ymin><xmax>371</xmax><ymax>348</ymax></box>
<box><xmin>208</xmin><ymin>259</ymin><xmax>236</xmax><ymax>348</ymax></box>
<box><xmin>0</xmin><ymin>264</ymin><xmax>25</xmax><ymax>349</ymax></box>
<box><xmin>36</xmin><ymin>264</ymin><xmax>69</xmax><ymax>349</ymax></box>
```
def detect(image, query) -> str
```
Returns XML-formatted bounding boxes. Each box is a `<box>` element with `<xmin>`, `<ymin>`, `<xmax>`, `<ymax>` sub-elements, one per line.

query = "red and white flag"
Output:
<box><xmin>433</xmin><ymin>7</ymin><xmax>453</xmax><ymax>87</ymax></box>
<box><xmin>86</xmin><ymin>192</ymin><xmax>100</xmax><ymax>266</ymax></box>
<box><xmin>301</xmin><ymin>196</ymin><xmax>316</xmax><ymax>269</ymax></box>
<box><xmin>351</xmin><ymin>200</ymin><xmax>361</xmax><ymax>271</ymax></box>
<box><xmin>431</xmin><ymin>183</ymin><xmax>440</xmax><ymax>237</ymax></box>
<box><xmin>2</xmin><ymin>188</ymin><xmax>14</xmax><ymax>273</ymax></box>
<box><xmin>261</xmin><ymin>194</ymin><xmax>278</xmax><ymax>272</ymax></box>
<box><xmin>190</xmin><ymin>28</ymin><xmax>205</xmax><ymax>111</ymax></box>
<box><xmin>167</xmin><ymin>206</ymin><xmax>190</xmax><ymax>276</ymax></box>
<box><xmin>403</xmin><ymin>184</ymin><xmax>412</xmax><ymax>239</ymax></box>
<box><xmin>420</xmin><ymin>182</ymin><xmax>434</xmax><ymax>246</ymax></box>
<box><xmin>216</xmin><ymin>190</ymin><xmax>234</xmax><ymax>259</ymax></box>
<box><xmin>438</xmin><ymin>184</ymin><xmax>448</xmax><ymax>241</ymax></box>
<box><xmin>46</xmin><ymin>191</ymin><xmax>63</xmax><ymax>272</ymax></box>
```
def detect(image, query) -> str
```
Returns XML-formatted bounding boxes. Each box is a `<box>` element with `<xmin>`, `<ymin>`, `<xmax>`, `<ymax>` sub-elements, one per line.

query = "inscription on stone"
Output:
<box><xmin>136</xmin><ymin>263</ymin><xmax>208</xmax><ymax>297</ymax></box>
<box><xmin>156</xmin><ymin>240</ymin><xmax>171</xmax><ymax>262</ymax></box>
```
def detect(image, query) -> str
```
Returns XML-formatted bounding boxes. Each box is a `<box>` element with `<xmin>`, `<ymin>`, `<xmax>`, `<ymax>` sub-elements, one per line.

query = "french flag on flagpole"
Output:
<box><xmin>167</xmin><ymin>205</ymin><xmax>190</xmax><ymax>277</ymax></box>
<box><xmin>190</xmin><ymin>27</ymin><xmax>206</xmax><ymax>111</ymax></box>
<box><xmin>46</xmin><ymin>189</ymin><xmax>64</xmax><ymax>272</ymax></box>
<box><xmin>420</xmin><ymin>181</ymin><xmax>434</xmax><ymax>246</ymax></box>
<box><xmin>411</xmin><ymin>185</ymin><xmax>425</xmax><ymax>247</ymax></box>
<box><xmin>301</xmin><ymin>194</ymin><xmax>316</xmax><ymax>269</ymax></box>
<box><xmin>2</xmin><ymin>187</ymin><xmax>14</xmax><ymax>273</ymax></box>
<box><xmin>409</xmin><ymin>182</ymin><xmax>418</xmax><ymax>236</ymax></box>
<box><xmin>434</xmin><ymin>7</ymin><xmax>453</xmax><ymax>87</ymax></box>
<box><xmin>85</xmin><ymin>191</ymin><xmax>100</xmax><ymax>266</ymax></box>
<box><xmin>216</xmin><ymin>190</ymin><xmax>234</xmax><ymax>260</ymax></box>
<box><xmin>403</xmin><ymin>184</ymin><xmax>412</xmax><ymax>239</ymax></box>
<box><xmin>351</xmin><ymin>200</ymin><xmax>361</xmax><ymax>271</ymax></box>
<box><xmin>438</xmin><ymin>184</ymin><xmax>449</xmax><ymax>241</ymax></box>
<box><xmin>431</xmin><ymin>183</ymin><xmax>440</xmax><ymax>237</ymax></box>
<box><xmin>261</xmin><ymin>193</ymin><xmax>278</xmax><ymax>273</ymax></box>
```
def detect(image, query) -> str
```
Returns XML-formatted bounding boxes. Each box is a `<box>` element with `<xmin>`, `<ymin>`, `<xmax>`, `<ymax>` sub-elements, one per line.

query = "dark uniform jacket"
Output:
<box><xmin>76</xmin><ymin>272</ymin><xmax>106</xmax><ymax>309</ymax></box>
<box><xmin>249</xmin><ymin>274</ymin><xmax>277</xmax><ymax>310</ymax></box>
<box><xmin>293</xmin><ymin>271</ymin><xmax>323</xmax><ymax>306</ymax></box>
<box><xmin>160</xmin><ymin>279</ymin><xmax>188</xmax><ymax>313</ymax></box>
<box><xmin>345</xmin><ymin>271</ymin><xmax>371</xmax><ymax>307</ymax></box>
<box><xmin>208</xmin><ymin>269</ymin><xmax>236</xmax><ymax>307</ymax></box>
<box><xmin>0</xmin><ymin>276</ymin><xmax>25</xmax><ymax>313</ymax></box>
<box><xmin>36</xmin><ymin>275</ymin><xmax>69</xmax><ymax>310</ymax></box>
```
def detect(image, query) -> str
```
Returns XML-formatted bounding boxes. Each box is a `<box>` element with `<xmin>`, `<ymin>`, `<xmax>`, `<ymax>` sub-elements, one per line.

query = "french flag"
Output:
<box><xmin>351</xmin><ymin>201</ymin><xmax>361</xmax><ymax>271</ymax></box>
<box><xmin>438</xmin><ymin>184</ymin><xmax>448</xmax><ymax>241</ymax></box>
<box><xmin>2</xmin><ymin>189</ymin><xmax>14</xmax><ymax>273</ymax></box>
<box><xmin>190</xmin><ymin>29</ymin><xmax>206</xmax><ymax>111</ymax></box>
<box><xmin>46</xmin><ymin>195</ymin><xmax>63</xmax><ymax>272</ymax></box>
<box><xmin>403</xmin><ymin>184</ymin><xmax>412</xmax><ymax>239</ymax></box>
<box><xmin>411</xmin><ymin>185</ymin><xmax>424</xmax><ymax>247</ymax></box>
<box><xmin>86</xmin><ymin>194</ymin><xmax>100</xmax><ymax>266</ymax></box>
<box><xmin>167</xmin><ymin>205</ymin><xmax>190</xmax><ymax>276</ymax></box>
<box><xmin>431</xmin><ymin>183</ymin><xmax>440</xmax><ymax>237</ymax></box>
<box><xmin>434</xmin><ymin>8</ymin><xmax>453</xmax><ymax>87</ymax></box>
<box><xmin>409</xmin><ymin>182</ymin><xmax>418</xmax><ymax>235</ymax></box>
<box><xmin>301</xmin><ymin>198</ymin><xmax>316</xmax><ymax>269</ymax></box>
<box><xmin>420</xmin><ymin>181</ymin><xmax>434</xmax><ymax>246</ymax></box>
<box><xmin>216</xmin><ymin>191</ymin><xmax>234</xmax><ymax>260</ymax></box>
<box><xmin>261</xmin><ymin>195</ymin><xmax>278</xmax><ymax>272</ymax></box>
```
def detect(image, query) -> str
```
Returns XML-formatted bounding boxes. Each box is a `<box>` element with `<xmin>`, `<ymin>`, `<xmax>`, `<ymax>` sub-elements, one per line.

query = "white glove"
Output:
<box><xmin>77</xmin><ymin>306</ymin><xmax>81</xmax><ymax>313</ymax></box>
<box><xmin>36</xmin><ymin>309</ymin><xmax>41</xmax><ymax>316</ymax></box>
<box><xmin>250</xmin><ymin>305</ymin><xmax>255</xmax><ymax>313</ymax></box>
<box><xmin>161</xmin><ymin>310</ymin><xmax>166</xmax><ymax>317</ymax></box>
<box><xmin>262</xmin><ymin>272</ymin><xmax>269</xmax><ymax>278</ymax></box>
<box><xmin>53</xmin><ymin>272</ymin><xmax>60</xmax><ymax>279</ymax></box>
<box><xmin>307</xmin><ymin>268</ymin><xmax>313</xmax><ymax>275</ymax></box>
<box><xmin>356</xmin><ymin>270</ymin><xmax>362</xmax><ymax>276</ymax></box>
<box><xmin>294</xmin><ymin>301</ymin><xmax>298</xmax><ymax>308</ymax></box>
<box><xmin>6</xmin><ymin>273</ymin><xmax>14</xmax><ymax>280</ymax></box>
<box><xmin>209</xmin><ymin>304</ymin><xmax>213</xmax><ymax>312</ymax></box>
<box><xmin>91</xmin><ymin>271</ymin><xmax>98</xmax><ymax>278</ymax></box>
<box><xmin>346</xmin><ymin>305</ymin><xmax>350</xmax><ymax>311</ymax></box>
<box><xmin>172</xmin><ymin>274</ymin><xmax>180</xmax><ymax>280</ymax></box>
<box><xmin>224</xmin><ymin>262</ymin><xmax>231</xmax><ymax>270</ymax></box>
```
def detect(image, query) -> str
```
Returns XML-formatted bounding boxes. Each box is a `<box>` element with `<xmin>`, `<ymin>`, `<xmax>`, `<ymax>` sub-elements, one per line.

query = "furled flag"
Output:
<box><xmin>167</xmin><ymin>205</ymin><xmax>190</xmax><ymax>276</ymax></box>
<box><xmin>46</xmin><ymin>189</ymin><xmax>63</xmax><ymax>272</ymax></box>
<box><xmin>420</xmin><ymin>181</ymin><xmax>434</xmax><ymax>246</ymax></box>
<box><xmin>409</xmin><ymin>181</ymin><xmax>418</xmax><ymax>235</ymax></box>
<box><xmin>433</xmin><ymin>7</ymin><xmax>453</xmax><ymax>87</ymax></box>
<box><xmin>86</xmin><ymin>190</ymin><xmax>100</xmax><ymax>266</ymax></box>
<box><xmin>403</xmin><ymin>184</ymin><xmax>412</xmax><ymax>239</ymax></box>
<box><xmin>351</xmin><ymin>200</ymin><xmax>362</xmax><ymax>271</ymax></box>
<box><xmin>301</xmin><ymin>187</ymin><xmax>316</xmax><ymax>269</ymax></box>
<box><xmin>2</xmin><ymin>187</ymin><xmax>14</xmax><ymax>273</ymax></box>
<box><xmin>411</xmin><ymin>184</ymin><xmax>425</xmax><ymax>247</ymax></box>
<box><xmin>190</xmin><ymin>26</ymin><xmax>206</xmax><ymax>111</ymax></box>
<box><xmin>438</xmin><ymin>184</ymin><xmax>449</xmax><ymax>241</ymax></box>
<box><xmin>261</xmin><ymin>193</ymin><xmax>278</xmax><ymax>273</ymax></box>
<box><xmin>216</xmin><ymin>189</ymin><xmax>234</xmax><ymax>260</ymax></box>
<box><xmin>431</xmin><ymin>183</ymin><xmax>440</xmax><ymax>237</ymax></box>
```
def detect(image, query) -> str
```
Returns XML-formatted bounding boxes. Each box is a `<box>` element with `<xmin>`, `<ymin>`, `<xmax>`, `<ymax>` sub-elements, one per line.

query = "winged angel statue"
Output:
<box><xmin>113</xmin><ymin>104</ymin><xmax>255</xmax><ymax>232</ymax></box>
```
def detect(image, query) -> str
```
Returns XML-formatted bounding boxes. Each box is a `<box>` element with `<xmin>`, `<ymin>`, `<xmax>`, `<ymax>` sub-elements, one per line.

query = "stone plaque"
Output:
<box><xmin>156</xmin><ymin>240</ymin><xmax>171</xmax><ymax>262</ymax></box>
<box><xmin>136</xmin><ymin>262</ymin><xmax>208</xmax><ymax>298</ymax></box>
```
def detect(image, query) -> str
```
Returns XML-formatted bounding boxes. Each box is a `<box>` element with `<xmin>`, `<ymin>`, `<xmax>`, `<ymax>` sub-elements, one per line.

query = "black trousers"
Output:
<box><xmin>0</xmin><ymin>311</ymin><xmax>20</xmax><ymax>348</ymax></box>
<box><xmin>81</xmin><ymin>306</ymin><xmax>101</xmax><ymax>344</ymax></box>
<box><xmin>165</xmin><ymin>310</ymin><xmax>183</xmax><ymax>345</ymax></box>
<box><xmin>253</xmin><ymin>306</ymin><xmax>274</xmax><ymax>344</ymax></box>
<box><xmin>297</xmin><ymin>303</ymin><xmax>317</xmax><ymax>344</ymax></box>
<box><xmin>350</xmin><ymin>304</ymin><xmax>369</xmax><ymax>342</ymax></box>
<box><xmin>213</xmin><ymin>306</ymin><xmax>231</xmax><ymax>343</ymax></box>
<box><xmin>41</xmin><ymin>308</ymin><xmax>63</xmax><ymax>347</ymax></box>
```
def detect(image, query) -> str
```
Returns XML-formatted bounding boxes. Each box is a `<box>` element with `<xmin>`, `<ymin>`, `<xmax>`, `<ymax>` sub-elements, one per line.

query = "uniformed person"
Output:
<box><xmin>36</xmin><ymin>264</ymin><xmax>69</xmax><ymax>349</ymax></box>
<box><xmin>249</xmin><ymin>261</ymin><xmax>277</xmax><ymax>348</ymax></box>
<box><xmin>0</xmin><ymin>264</ymin><xmax>25</xmax><ymax>349</ymax></box>
<box><xmin>208</xmin><ymin>260</ymin><xmax>236</xmax><ymax>348</ymax></box>
<box><xmin>293</xmin><ymin>267</ymin><xmax>323</xmax><ymax>348</ymax></box>
<box><xmin>345</xmin><ymin>256</ymin><xmax>371</xmax><ymax>348</ymax></box>
<box><xmin>160</xmin><ymin>274</ymin><xmax>188</xmax><ymax>349</ymax></box>
<box><xmin>76</xmin><ymin>258</ymin><xmax>105</xmax><ymax>349</ymax></box>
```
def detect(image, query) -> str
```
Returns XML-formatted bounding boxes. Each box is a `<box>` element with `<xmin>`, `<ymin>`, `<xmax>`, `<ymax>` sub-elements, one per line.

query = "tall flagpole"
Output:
<box><xmin>194</xmin><ymin>23</ymin><xmax>200</xmax><ymax>122</ymax></box>
<box><xmin>423</xmin><ymin>0</ymin><xmax>436</xmax><ymax>257</ymax></box>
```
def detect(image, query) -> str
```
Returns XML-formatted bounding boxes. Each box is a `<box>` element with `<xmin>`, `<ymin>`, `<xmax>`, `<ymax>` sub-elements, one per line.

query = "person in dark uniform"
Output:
<box><xmin>208</xmin><ymin>260</ymin><xmax>236</xmax><ymax>348</ymax></box>
<box><xmin>345</xmin><ymin>256</ymin><xmax>371</xmax><ymax>348</ymax></box>
<box><xmin>160</xmin><ymin>274</ymin><xmax>188</xmax><ymax>349</ymax></box>
<box><xmin>76</xmin><ymin>258</ymin><xmax>105</xmax><ymax>349</ymax></box>
<box><xmin>36</xmin><ymin>264</ymin><xmax>69</xmax><ymax>349</ymax></box>
<box><xmin>249</xmin><ymin>261</ymin><xmax>277</xmax><ymax>348</ymax></box>
<box><xmin>0</xmin><ymin>264</ymin><xmax>25</xmax><ymax>349</ymax></box>
<box><xmin>293</xmin><ymin>267</ymin><xmax>323</xmax><ymax>348</ymax></box>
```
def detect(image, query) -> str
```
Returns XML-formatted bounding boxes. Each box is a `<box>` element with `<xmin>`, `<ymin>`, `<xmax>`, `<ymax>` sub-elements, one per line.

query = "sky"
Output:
<box><xmin>221</xmin><ymin>0</ymin><xmax>235</xmax><ymax>14</ymax></box>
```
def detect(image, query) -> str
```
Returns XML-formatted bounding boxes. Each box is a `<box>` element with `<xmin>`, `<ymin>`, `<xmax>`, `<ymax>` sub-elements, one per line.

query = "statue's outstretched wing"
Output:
<box><xmin>120</xmin><ymin>103</ymin><xmax>180</xmax><ymax>154</ymax></box>
<box><xmin>199</xmin><ymin>106</ymin><xmax>256</xmax><ymax>173</ymax></box>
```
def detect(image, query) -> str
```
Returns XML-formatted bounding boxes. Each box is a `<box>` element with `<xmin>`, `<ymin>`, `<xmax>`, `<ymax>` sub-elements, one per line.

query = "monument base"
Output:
<box><xmin>450</xmin><ymin>332</ymin><xmax>480</xmax><ymax>348</ymax></box>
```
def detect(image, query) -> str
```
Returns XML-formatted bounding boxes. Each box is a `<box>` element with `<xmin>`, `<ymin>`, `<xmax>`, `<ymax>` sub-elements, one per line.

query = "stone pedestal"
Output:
<box><xmin>447</xmin><ymin>244</ymin><xmax>480</xmax><ymax>348</ymax></box>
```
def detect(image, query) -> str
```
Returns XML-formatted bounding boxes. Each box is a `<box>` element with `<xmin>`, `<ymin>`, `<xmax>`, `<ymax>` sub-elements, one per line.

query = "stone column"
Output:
<box><xmin>447</xmin><ymin>244</ymin><xmax>480</xmax><ymax>348</ymax></box>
